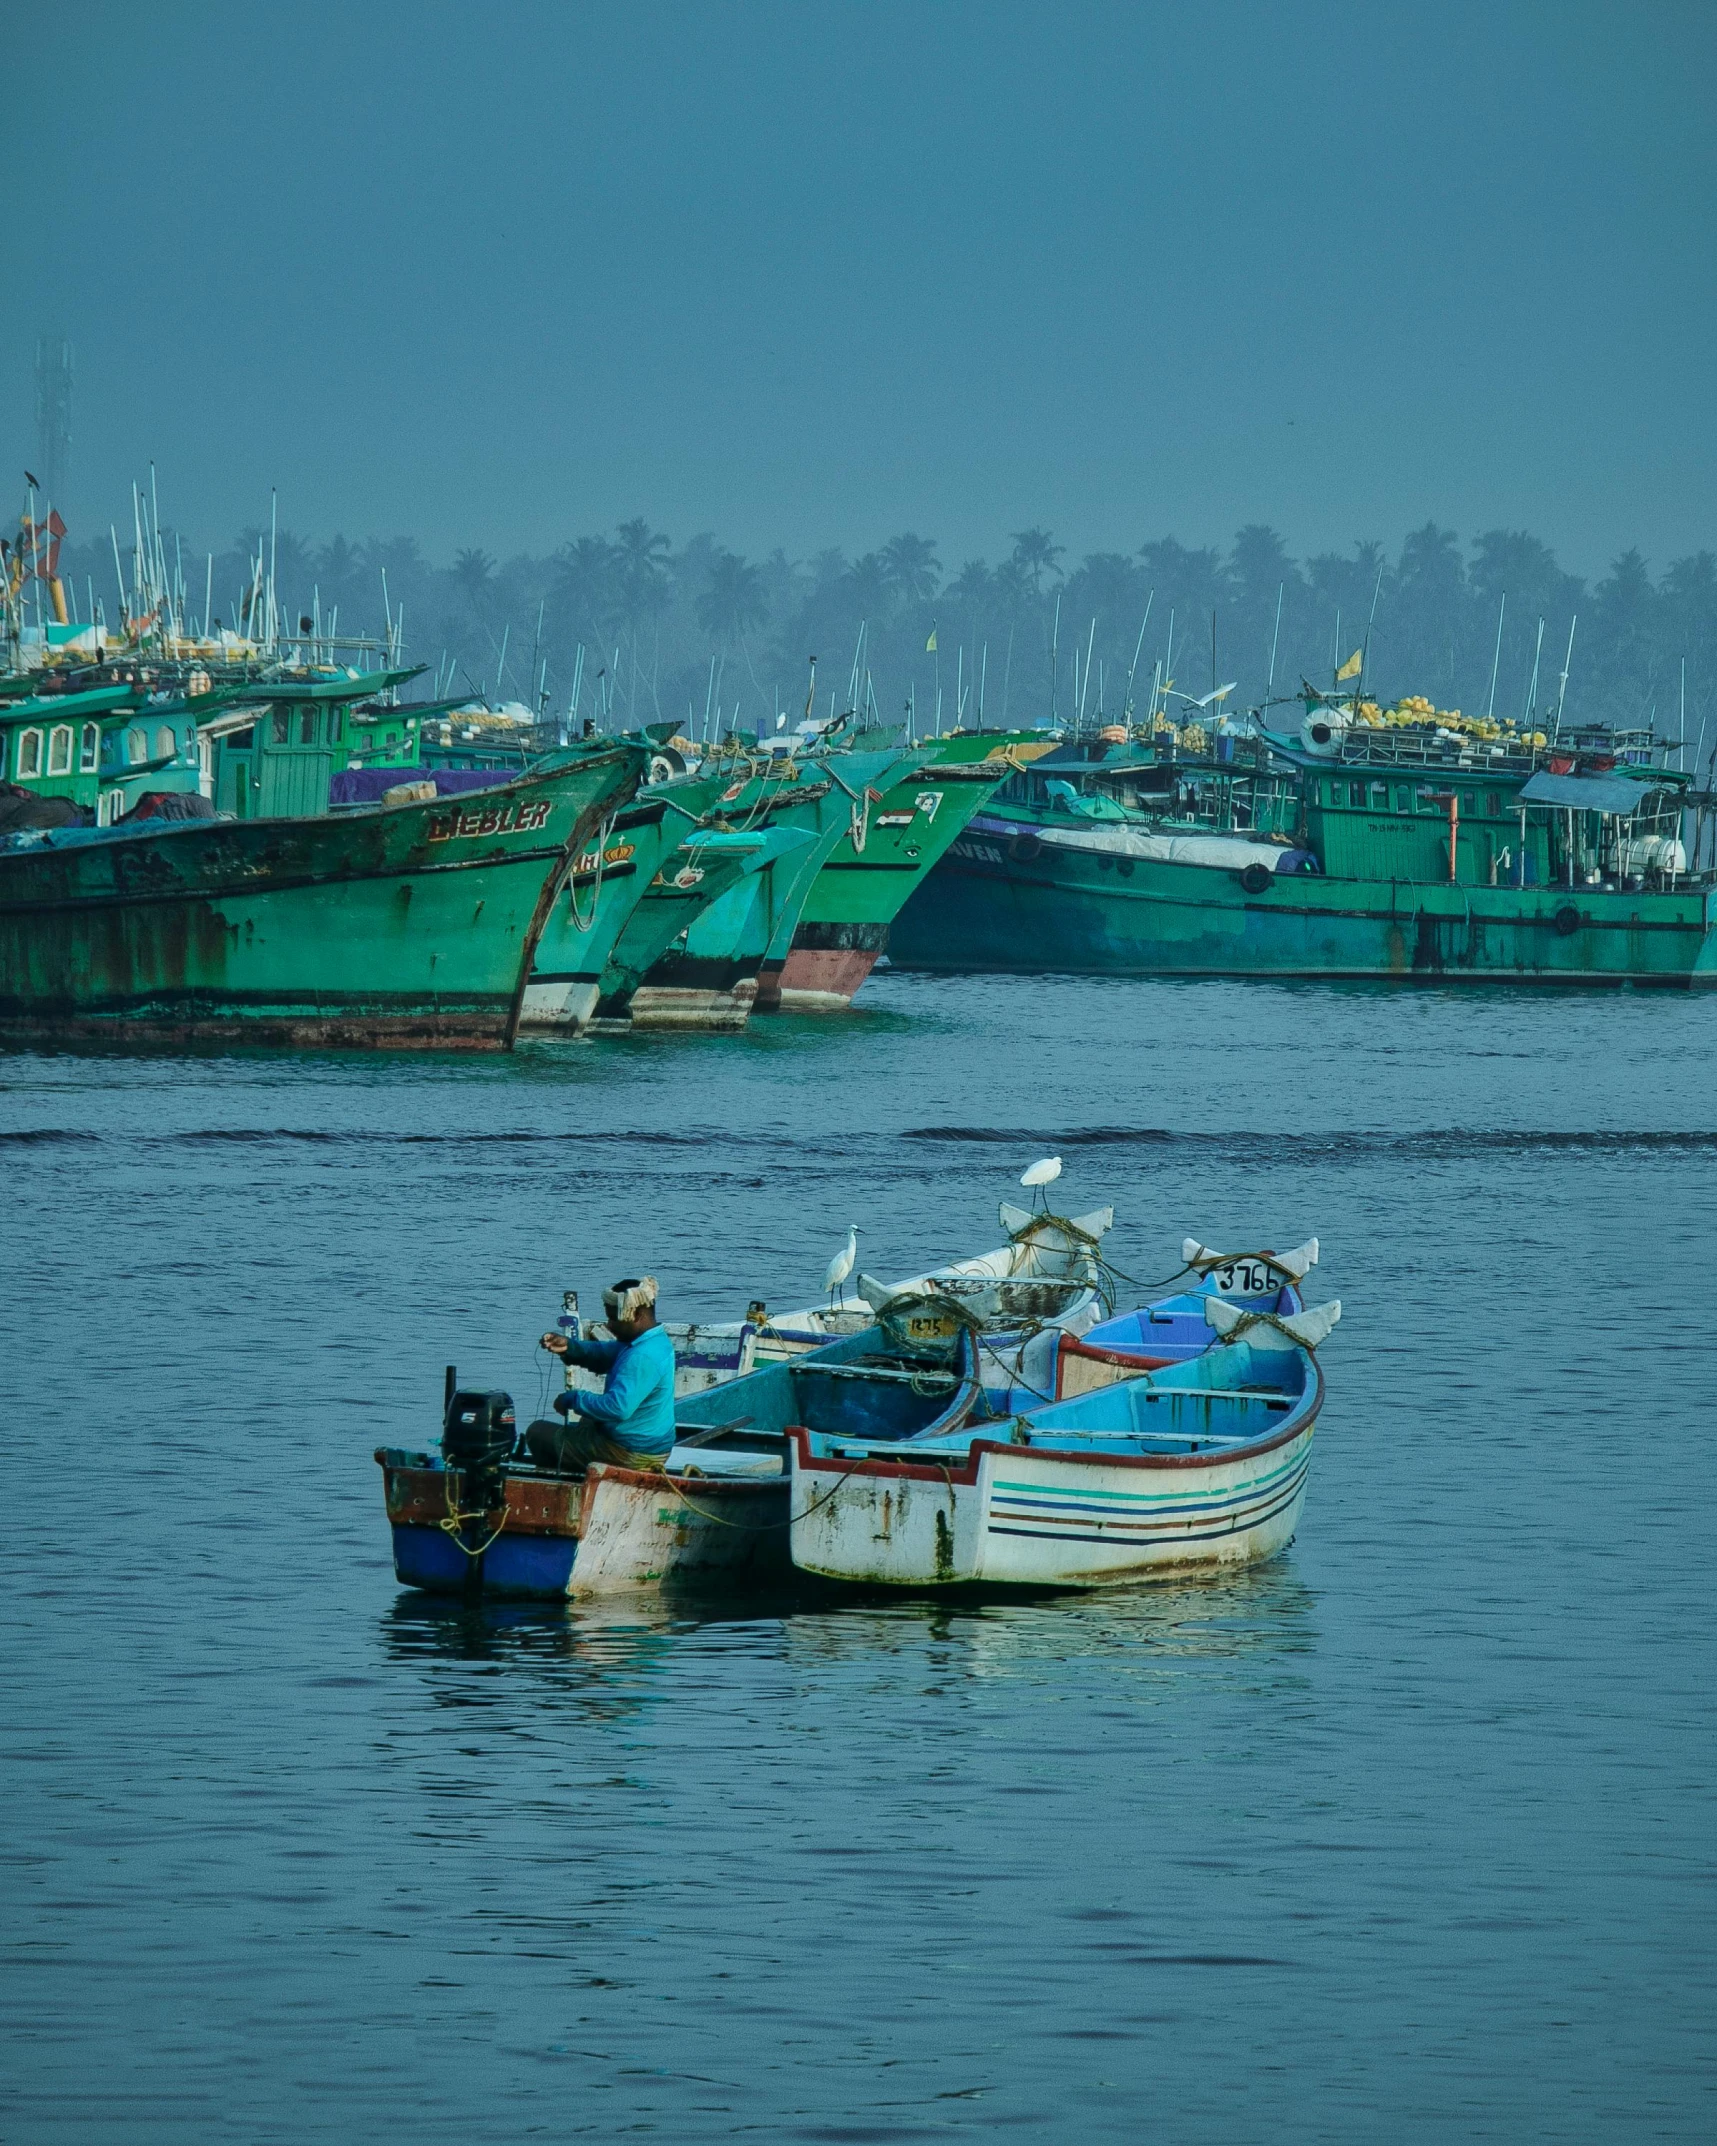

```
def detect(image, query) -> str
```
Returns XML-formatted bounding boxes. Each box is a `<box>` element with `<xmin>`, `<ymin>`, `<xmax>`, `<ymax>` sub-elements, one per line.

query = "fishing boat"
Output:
<box><xmin>766</xmin><ymin>730</ymin><xmax>1054</xmax><ymax>1010</ymax></box>
<box><xmin>785</xmin><ymin>1294</ymin><xmax>1339</xmax><ymax>1589</ymax></box>
<box><xmin>889</xmin><ymin>694</ymin><xmax>1717</xmax><ymax>987</ymax></box>
<box><xmin>0</xmin><ymin>736</ymin><xmax>644</xmax><ymax>1047</ymax></box>
<box><xmin>623</xmin><ymin>742</ymin><xmax>923</xmax><ymax>1029</ymax></box>
<box><xmin>375</xmin><ymin>1316</ymin><xmax>981</xmax><ymax>1598</ymax></box>
<box><xmin>516</xmin><ymin>761</ymin><xmax>815</xmax><ymax>1036</ymax></box>
<box><xmin>983</xmin><ymin>1235</ymin><xmax>1320</xmax><ymax>1409</ymax></box>
<box><xmin>650</xmin><ymin>1200</ymin><xmax>1119</xmax><ymax>1396</ymax></box>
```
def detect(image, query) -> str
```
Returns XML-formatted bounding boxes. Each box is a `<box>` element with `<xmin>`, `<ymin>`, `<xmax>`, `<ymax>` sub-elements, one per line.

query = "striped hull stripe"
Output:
<box><xmin>987</xmin><ymin>1471</ymin><xmax>1308</xmax><ymax>1550</ymax></box>
<box><xmin>988</xmin><ymin>1452</ymin><xmax>1311</xmax><ymax>1542</ymax></box>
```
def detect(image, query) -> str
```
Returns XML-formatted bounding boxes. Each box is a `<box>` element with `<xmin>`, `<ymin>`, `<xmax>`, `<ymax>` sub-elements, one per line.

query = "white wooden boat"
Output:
<box><xmin>784</xmin><ymin>1295</ymin><xmax>1339</xmax><ymax>1589</ymax></box>
<box><xmin>653</xmin><ymin>1203</ymin><xmax>1117</xmax><ymax>1397</ymax></box>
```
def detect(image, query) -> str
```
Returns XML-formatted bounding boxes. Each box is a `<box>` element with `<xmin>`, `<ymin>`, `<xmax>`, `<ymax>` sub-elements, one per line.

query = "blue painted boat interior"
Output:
<box><xmin>801</xmin><ymin>1341</ymin><xmax>1313</xmax><ymax>1462</ymax></box>
<box><xmin>676</xmin><ymin>1322</ymin><xmax>981</xmax><ymax>1442</ymax></box>
<box><xmin>1082</xmin><ymin>1279</ymin><xmax>1301</xmax><ymax>1362</ymax></box>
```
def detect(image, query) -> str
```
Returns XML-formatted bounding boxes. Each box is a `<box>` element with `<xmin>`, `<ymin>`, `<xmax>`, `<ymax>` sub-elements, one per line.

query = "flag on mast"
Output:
<box><xmin>1336</xmin><ymin>649</ymin><xmax>1363</xmax><ymax>681</ymax></box>
<box><xmin>925</xmin><ymin>623</ymin><xmax>938</xmax><ymax>652</ymax></box>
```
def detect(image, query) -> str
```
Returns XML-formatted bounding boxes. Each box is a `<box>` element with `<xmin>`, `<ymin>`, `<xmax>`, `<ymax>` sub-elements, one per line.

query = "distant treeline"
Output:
<box><xmin>54</xmin><ymin>518</ymin><xmax>1717</xmax><ymax>742</ymax></box>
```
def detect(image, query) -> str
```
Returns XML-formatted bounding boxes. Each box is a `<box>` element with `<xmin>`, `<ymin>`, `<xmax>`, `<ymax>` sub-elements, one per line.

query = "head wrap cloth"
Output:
<box><xmin>603</xmin><ymin>1276</ymin><xmax>658</xmax><ymax>1322</ymax></box>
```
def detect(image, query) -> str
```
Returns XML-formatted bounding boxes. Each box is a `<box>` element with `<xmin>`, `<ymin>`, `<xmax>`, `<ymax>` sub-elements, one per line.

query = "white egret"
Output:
<box><xmin>1019</xmin><ymin>1156</ymin><xmax>1061</xmax><ymax>1210</ymax></box>
<box><xmin>824</xmin><ymin>1224</ymin><xmax>861</xmax><ymax>1305</ymax></box>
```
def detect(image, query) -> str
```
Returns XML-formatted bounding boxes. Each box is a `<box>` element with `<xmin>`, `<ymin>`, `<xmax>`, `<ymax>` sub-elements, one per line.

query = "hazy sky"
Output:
<box><xmin>7</xmin><ymin>0</ymin><xmax>1714</xmax><ymax>574</ymax></box>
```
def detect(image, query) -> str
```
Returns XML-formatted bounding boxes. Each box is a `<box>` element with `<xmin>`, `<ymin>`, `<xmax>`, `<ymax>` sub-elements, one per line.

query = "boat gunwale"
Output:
<box><xmin>786</xmin><ymin>1349</ymin><xmax>1324</xmax><ymax>1481</ymax></box>
<box><xmin>377</xmin><ymin>1453</ymin><xmax>783</xmax><ymax>1544</ymax></box>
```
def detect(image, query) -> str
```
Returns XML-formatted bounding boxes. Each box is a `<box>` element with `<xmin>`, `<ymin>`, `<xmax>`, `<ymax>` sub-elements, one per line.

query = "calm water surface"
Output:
<box><xmin>4</xmin><ymin>974</ymin><xmax>1714</xmax><ymax>2142</ymax></box>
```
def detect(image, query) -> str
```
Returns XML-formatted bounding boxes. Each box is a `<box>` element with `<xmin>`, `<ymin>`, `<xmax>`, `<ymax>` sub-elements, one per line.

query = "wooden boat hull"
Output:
<box><xmin>890</xmin><ymin>814</ymin><xmax>1717</xmax><ymax>987</ymax></box>
<box><xmin>787</xmin><ymin>1340</ymin><xmax>1323</xmax><ymax>1589</ymax></box>
<box><xmin>787</xmin><ymin>1422</ymin><xmax>1315</xmax><ymax>1588</ymax></box>
<box><xmin>0</xmin><ymin>743</ymin><xmax>644</xmax><ymax>1047</ymax></box>
<box><xmin>771</xmin><ymin>746</ymin><xmax>1027</xmax><ymax>1009</ymax></box>
<box><xmin>378</xmin><ymin>1451</ymin><xmax>788</xmax><ymax>1597</ymax></box>
<box><xmin>633</xmin><ymin>748</ymin><xmax>919</xmax><ymax>1029</ymax></box>
<box><xmin>774</xmin><ymin>925</ymin><xmax>888</xmax><ymax>1010</ymax></box>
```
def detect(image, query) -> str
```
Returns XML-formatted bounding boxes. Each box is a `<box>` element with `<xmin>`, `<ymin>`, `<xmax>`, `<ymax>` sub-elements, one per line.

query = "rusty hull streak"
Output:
<box><xmin>0</xmin><ymin>744</ymin><xmax>644</xmax><ymax>1050</ymax></box>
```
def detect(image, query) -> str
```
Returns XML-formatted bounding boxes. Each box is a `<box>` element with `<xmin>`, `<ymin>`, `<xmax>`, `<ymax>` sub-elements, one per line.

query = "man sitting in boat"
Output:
<box><xmin>527</xmin><ymin>1276</ymin><xmax>678</xmax><ymax>1473</ymax></box>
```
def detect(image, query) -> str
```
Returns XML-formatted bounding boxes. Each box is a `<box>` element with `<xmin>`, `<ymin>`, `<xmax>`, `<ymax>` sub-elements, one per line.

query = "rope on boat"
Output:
<box><xmin>651</xmin><ymin>1458</ymin><xmax>860</xmax><ymax>1532</ymax></box>
<box><xmin>563</xmin><ymin>810</ymin><xmax>618</xmax><ymax>933</ymax></box>
<box><xmin>438</xmin><ymin>1471</ymin><xmax>511</xmax><ymax>1560</ymax></box>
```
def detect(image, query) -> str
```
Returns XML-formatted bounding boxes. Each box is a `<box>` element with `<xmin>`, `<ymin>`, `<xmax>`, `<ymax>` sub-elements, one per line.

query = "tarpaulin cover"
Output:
<box><xmin>1520</xmin><ymin>770</ymin><xmax>1656</xmax><ymax>815</ymax></box>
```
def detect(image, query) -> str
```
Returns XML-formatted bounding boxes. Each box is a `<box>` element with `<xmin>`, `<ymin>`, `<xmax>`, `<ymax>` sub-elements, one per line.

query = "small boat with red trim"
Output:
<box><xmin>784</xmin><ymin>1293</ymin><xmax>1339</xmax><ymax>1590</ymax></box>
<box><xmin>374</xmin><ymin>1316</ymin><xmax>984</xmax><ymax>1599</ymax></box>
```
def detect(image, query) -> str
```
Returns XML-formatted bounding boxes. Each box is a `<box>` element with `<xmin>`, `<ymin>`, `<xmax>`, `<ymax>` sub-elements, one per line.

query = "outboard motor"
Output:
<box><xmin>442</xmin><ymin>1388</ymin><xmax>516</xmax><ymax>1512</ymax></box>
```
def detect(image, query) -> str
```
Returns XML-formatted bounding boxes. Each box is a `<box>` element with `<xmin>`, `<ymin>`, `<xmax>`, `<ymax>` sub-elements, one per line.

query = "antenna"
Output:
<box><xmin>1265</xmin><ymin>582</ymin><xmax>1283</xmax><ymax>703</ymax></box>
<box><xmin>1049</xmin><ymin>592</ymin><xmax>1061</xmax><ymax>723</ymax></box>
<box><xmin>33</xmin><ymin>334</ymin><xmax>72</xmax><ymax>512</ymax></box>
<box><xmin>1550</xmin><ymin>615</ymin><xmax>1577</xmax><ymax>741</ymax></box>
<box><xmin>1122</xmin><ymin>592</ymin><xmax>1154</xmax><ymax>720</ymax></box>
<box><xmin>1161</xmin><ymin>608</ymin><xmax>1176</xmax><ymax>719</ymax></box>
<box><xmin>1524</xmin><ymin>617</ymin><xmax>1545</xmax><ymax>726</ymax></box>
<box><xmin>1358</xmin><ymin>563</ymin><xmax>1383</xmax><ymax>693</ymax></box>
<box><xmin>1484</xmin><ymin>594</ymin><xmax>1506</xmax><ymax>725</ymax></box>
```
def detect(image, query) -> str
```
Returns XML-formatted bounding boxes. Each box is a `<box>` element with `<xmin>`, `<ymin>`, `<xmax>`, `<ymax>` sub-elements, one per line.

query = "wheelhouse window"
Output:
<box><xmin>1349</xmin><ymin>781</ymin><xmax>1365</xmax><ymax>807</ymax></box>
<box><xmin>16</xmin><ymin>728</ymin><xmax>42</xmax><ymax>778</ymax></box>
<box><xmin>271</xmin><ymin>710</ymin><xmax>291</xmax><ymax>744</ymax></box>
<box><xmin>154</xmin><ymin>725</ymin><xmax>176</xmax><ymax>761</ymax></box>
<box><xmin>79</xmin><ymin>722</ymin><xmax>99</xmax><ymax>772</ymax></box>
<box><xmin>1370</xmin><ymin>782</ymin><xmax>1389</xmax><ymax>808</ymax></box>
<box><xmin>47</xmin><ymin>725</ymin><xmax>74</xmax><ymax>775</ymax></box>
<box><xmin>299</xmin><ymin>707</ymin><xmax>317</xmax><ymax>744</ymax></box>
<box><xmin>126</xmin><ymin>727</ymin><xmax>148</xmax><ymax>766</ymax></box>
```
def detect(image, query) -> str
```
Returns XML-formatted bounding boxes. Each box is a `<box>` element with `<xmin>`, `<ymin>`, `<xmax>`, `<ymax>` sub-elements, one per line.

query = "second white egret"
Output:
<box><xmin>1020</xmin><ymin>1156</ymin><xmax>1062</xmax><ymax>1192</ymax></box>
<box><xmin>824</xmin><ymin>1224</ymin><xmax>861</xmax><ymax>1305</ymax></box>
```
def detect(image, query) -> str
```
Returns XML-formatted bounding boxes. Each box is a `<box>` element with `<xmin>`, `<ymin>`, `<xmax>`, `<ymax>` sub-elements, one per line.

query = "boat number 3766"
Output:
<box><xmin>427</xmin><ymin>799</ymin><xmax>554</xmax><ymax>841</ymax></box>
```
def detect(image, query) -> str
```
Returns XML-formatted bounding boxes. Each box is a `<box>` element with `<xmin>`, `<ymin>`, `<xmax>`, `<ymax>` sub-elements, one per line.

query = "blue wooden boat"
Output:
<box><xmin>376</xmin><ymin>1315</ymin><xmax>982</xmax><ymax>1600</ymax></box>
<box><xmin>984</xmin><ymin>1236</ymin><xmax>1319</xmax><ymax>1409</ymax></box>
<box><xmin>786</xmin><ymin>1303</ymin><xmax>1337</xmax><ymax>1589</ymax></box>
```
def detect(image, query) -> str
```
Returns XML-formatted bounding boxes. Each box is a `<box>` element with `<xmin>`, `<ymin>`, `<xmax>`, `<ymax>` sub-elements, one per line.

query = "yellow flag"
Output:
<box><xmin>925</xmin><ymin>625</ymin><xmax>938</xmax><ymax>652</ymax></box>
<box><xmin>1336</xmin><ymin>649</ymin><xmax>1363</xmax><ymax>681</ymax></box>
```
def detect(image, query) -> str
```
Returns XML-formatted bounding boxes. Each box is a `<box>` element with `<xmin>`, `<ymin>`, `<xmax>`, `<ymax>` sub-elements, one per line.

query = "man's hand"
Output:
<box><xmin>541</xmin><ymin>1330</ymin><xmax>570</xmax><ymax>1355</ymax></box>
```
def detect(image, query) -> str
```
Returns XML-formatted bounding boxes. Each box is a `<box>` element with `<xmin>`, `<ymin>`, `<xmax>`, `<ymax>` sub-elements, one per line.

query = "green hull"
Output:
<box><xmin>891</xmin><ymin>817</ymin><xmax>1717</xmax><ymax>986</ymax></box>
<box><xmin>773</xmin><ymin>733</ymin><xmax>1035</xmax><ymax>1008</ymax></box>
<box><xmin>0</xmin><ymin>741</ymin><xmax>644</xmax><ymax>1047</ymax></box>
<box><xmin>631</xmin><ymin>747</ymin><xmax>920</xmax><ymax>1029</ymax></box>
<box><xmin>520</xmin><ymin>769</ymin><xmax>814</xmax><ymax>1035</ymax></box>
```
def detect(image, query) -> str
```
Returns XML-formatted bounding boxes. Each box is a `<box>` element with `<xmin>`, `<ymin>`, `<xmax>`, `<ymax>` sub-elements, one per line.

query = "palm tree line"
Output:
<box><xmin>54</xmin><ymin>516</ymin><xmax>1717</xmax><ymax>750</ymax></box>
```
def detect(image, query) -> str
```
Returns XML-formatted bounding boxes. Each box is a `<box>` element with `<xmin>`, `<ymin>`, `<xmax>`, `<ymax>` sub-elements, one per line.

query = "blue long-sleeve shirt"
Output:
<box><xmin>553</xmin><ymin>1323</ymin><xmax>678</xmax><ymax>1455</ymax></box>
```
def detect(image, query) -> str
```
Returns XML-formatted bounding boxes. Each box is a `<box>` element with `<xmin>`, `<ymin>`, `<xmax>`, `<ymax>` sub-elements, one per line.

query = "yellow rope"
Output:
<box><xmin>437</xmin><ymin>1469</ymin><xmax>510</xmax><ymax>1559</ymax></box>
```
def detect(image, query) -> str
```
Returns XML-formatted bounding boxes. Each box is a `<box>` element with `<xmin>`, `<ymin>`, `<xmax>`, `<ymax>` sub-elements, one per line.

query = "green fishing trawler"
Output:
<box><xmin>890</xmin><ymin>690</ymin><xmax>1717</xmax><ymax>988</ymax></box>
<box><xmin>0</xmin><ymin>736</ymin><xmax>645</xmax><ymax>1048</ymax></box>
<box><xmin>624</xmin><ymin>740</ymin><xmax>923</xmax><ymax>1029</ymax></box>
<box><xmin>518</xmin><ymin>755</ymin><xmax>816</xmax><ymax>1036</ymax></box>
<box><xmin>768</xmin><ymin>728</ymin><xmax>1055</xmax><ymax>1009</ymax></box>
